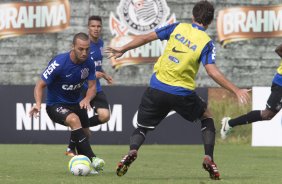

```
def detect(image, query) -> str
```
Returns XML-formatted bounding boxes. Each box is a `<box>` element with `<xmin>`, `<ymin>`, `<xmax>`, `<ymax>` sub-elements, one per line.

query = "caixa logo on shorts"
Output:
<box><xmin>118</xmin><ymin>0</ymin><xmax>170</xmax><ymax>34</ymax></box>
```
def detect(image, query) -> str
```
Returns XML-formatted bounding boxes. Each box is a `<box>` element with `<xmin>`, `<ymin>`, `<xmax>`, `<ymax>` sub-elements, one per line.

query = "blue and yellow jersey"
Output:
<box><xmin>150</xmin><ymin>22</ymin><xmax>215</xmax><ymax>96</ymax></box>
<box><xmin>273</xmin><ymin>61</ymin><xmax>282</xmax><ymax>86</ymax></box>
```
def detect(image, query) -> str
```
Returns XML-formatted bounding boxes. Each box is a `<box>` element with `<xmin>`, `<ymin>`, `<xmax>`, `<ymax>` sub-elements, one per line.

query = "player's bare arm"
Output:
<box><xmin>95</xmin><ymin>71</ymin><xmax>113</xmax><ymax>85</ymax></box>
<box><xmin>105</xmin><ymin>32</ymin><xmax>158</xmax><ymax>59</ymax></box>
<box><xmin>275</xmin><ymin>44</ymin><xmax>282</xmax><ymax>58</ymax></box>
<box><xmin>29</xmin><ymin>79</ymin><xmax>47</xmax><ymax>117</ymax></box>
<box><xmin>204</xmin><ymin>64</ymin><xmax>251</xmax><ymax>104</ymax></box>
<box><xmin>80</xmin><ymin>79</ymin><xmax>96</xmax><ymax>110</ymax></box>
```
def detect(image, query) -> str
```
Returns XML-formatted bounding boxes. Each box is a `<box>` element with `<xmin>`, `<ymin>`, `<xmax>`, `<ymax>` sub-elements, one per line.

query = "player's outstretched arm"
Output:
<box><xmin>105</xmin><ymin>32</ymin><xmax>158</xmax><ymax>59</ymax></box>
<box><xmin>29</xmin><ymin>79</ymin><xmax>46</xmax><ymax>117</ymax></box>
<box><xmin>96</xmin><ymin>71</ymin><xmax>113</xmax><ymax>85</ymax></box>
<box><xmin>204</xmin><ymin>64</ymin><xmax>251</xmax><ymax>104</ymax></box>
<box><xmin>275</xmin><ymin>44</ymin><xmax>282</xmax><ymax>58</ymax></box>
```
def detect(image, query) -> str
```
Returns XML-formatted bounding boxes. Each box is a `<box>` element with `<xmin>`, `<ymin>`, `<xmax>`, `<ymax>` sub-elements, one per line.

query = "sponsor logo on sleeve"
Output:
<box><xmin>43</xmin><ymin>60</ymin><xmax>59</xmax><ymax>79</ymax></box>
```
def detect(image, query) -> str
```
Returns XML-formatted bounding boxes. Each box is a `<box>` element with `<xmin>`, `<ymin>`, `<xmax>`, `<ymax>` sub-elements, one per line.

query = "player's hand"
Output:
<box><xmin>105</xmin><ymin>75</ymin><xmax>113</xmax><ymax>85</ymax></box>
<box><xmin>79</xmin><ymin>98</ymin><xmax>91</xmax><ymax>110</ymax></box>
<box><xmin>29</xmin><ymin>105</ymin><xmax>41</xmax><ymax>118</ymax></box>
<box><xmin>96</xmin><ymin>71</ymin><xmax>104</xmax><ymax>79</ymax></box>
<box><xmin>105</xmin><ymin>47</ymin><xmax>124</xmax><ymax>59</ymax></box>
<box><xmin>235</xmin><ymin>89</ymin><xmax>251</xmax><ymax>105</ymax></box>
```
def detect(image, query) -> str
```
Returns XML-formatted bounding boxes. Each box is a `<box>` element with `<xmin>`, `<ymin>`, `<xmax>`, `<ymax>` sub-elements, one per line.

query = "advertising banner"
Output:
<box><xmin>252</xmin><ymin>87</ymin><xmax>282</xmax><ymax>146</ymax></box>
<box><xmin>0</xmin><ymin>85</ymin><xmax>207</xmax><ymax>144</ymax></box>
<box><xmin>108</xmin><ymin>0</ymin><xmax>176</xmax><ymax>69</ymax></box>
<box><xmin>217</xmin><ymin>5</ymin><xmax>282</xmax><ymax>46</ymax></box>
<box><xmin>0</xmin><ymin>0</ymin><xmax>70</xmax><ymax>39</ymax></box>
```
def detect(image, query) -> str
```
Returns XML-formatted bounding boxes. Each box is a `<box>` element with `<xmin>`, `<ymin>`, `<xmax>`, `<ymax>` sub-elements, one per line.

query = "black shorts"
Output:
<box><xmin>46</xmin><ymin>104</ymin><xmax>89</xmax><ymax>128</ymax></box>
<box><xmin>90</xmin><ymin>91</ymin><xmax>109</xmax><ymax>110</ymax></box>
<box><xmin>137</xmin><ymin>87</ymin><xmax>207</xmax><ymax>129</ymax></box>
<box><xmin>266</xmin><ymin>83</ymin><xmax>282</xmax><ymax>113</ymax></box>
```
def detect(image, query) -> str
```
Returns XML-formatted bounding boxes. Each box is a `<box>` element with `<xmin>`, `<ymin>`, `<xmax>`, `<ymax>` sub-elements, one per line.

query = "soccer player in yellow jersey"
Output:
<box><xmin>106</xmin><ymin>0</ymin><xmax>250</xmax><ymax>180</ymax></box>
<box><xmin>220</xmin><ymin>44</ymin><xmax>282</xmax><ymax>139</ymax></box>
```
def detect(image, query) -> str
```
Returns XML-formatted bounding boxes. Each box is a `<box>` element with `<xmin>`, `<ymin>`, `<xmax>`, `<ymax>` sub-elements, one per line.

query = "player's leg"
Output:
<box><xmin>89</xmin><ymin>91</ymin><xmax>110</xmax><ymax>126</ymax></box>
<box><xmin>116</xmin><ymin>87</ymin><xmax>171</xmax><ymax>176</ymax></box>
<box><xmin>221</xmin><ymin>83</ymin><xmax>282</xmax><ymax>139</ymax></box>
<box><xmin>76</xmin><ymin>106</ymin><xmax>105</xmax><ymax>173</ymax></box>
<box><xmin>65</xmin><ymin>105</ymin><xmax>91</xmax><ymax>156</ymax></box>
<box><xmin>65</xmin><ymin>110</ymin><xmax>95</xmax><ymax>160</ymax></box>
<box><xmin>46</xmin><ymin>104</ymin><xmax>95</xmax><ymax>160</ymax></box>
<box><xmin>46</xmin><ymin>105</ymin><xmax>77</xmax><ymax>156</ymax></box>
<box><xmin>174</xmin><ymin>93</ymin><xmax>220</xmax><ymax>180</ymax></box>
<box><xmin>201</xmin><ymin>109</ymin><xmax>220</xmax><ymax>180</ymax></box>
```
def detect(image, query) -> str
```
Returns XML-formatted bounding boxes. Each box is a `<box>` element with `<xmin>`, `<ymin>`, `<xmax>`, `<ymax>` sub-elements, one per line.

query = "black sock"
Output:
<box><xmin>71</xmin><ymin>128</ymin><xmax>95</xmax><ymax>161</ymax></box>
<box><xmin>229</xmin><ymin>110</ymin><xmax>262</xmax><ymax>127</ymax></box>
<box><xmin>201</xmin><ymin>118</ymin><xmax>215</xmax><ymax>160</ymax></box>
<box><xmin>89</xmin><ymin>116</ymin><xmax>103</xmax><ymax>126</ymax></box>
<box><xmin>129</xmin><ymin>127</ymin><xmax>148</xmax><ymax>150</ymax></box>
<box><xmin>68</xmin><ymin>137</ymin><xmax>76</xmax><ymax>150</ymax></box>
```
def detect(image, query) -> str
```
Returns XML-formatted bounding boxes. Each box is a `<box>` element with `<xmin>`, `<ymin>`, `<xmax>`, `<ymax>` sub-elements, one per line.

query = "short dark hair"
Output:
<box><xmin>192</xmin><ymin>0</ymin><xmax>214</xmax><ymax>26</ymax></box>
<box><xmin>72</xmin><ymin>32</ymin><xmax>89</xmax><ymax>45</ymax></box>
<box><xmin>88</xmin><ymin>15</ymin><xmax>102</xmax><ymax>25</ymax></box>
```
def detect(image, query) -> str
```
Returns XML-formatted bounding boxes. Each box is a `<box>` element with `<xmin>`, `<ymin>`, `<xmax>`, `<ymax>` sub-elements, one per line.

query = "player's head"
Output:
<box><xmin>72</xmin><ymin>32</ymin><xmax>90</xmax><ymax>63</ymax></box>
<box><xmin>192</xmin><ymin>0</ymin><xmax>214</xmax><ymax>29</ymax></box>
<box><xmin>88</xmin><ymin>15</ymin><xmax>102</xmax><ymax>41</ymax></box>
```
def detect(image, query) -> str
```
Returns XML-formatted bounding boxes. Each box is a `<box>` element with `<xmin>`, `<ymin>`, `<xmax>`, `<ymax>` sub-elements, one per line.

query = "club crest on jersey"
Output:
<box><xmin>56</xmin><ymin>107</ymin><xmax>69</xmax><ymax>114</ymax></box>
<box><xmin>80</xmin><ymin>68</ymin><xmax>89</xmax><ymax>79</ymax></box>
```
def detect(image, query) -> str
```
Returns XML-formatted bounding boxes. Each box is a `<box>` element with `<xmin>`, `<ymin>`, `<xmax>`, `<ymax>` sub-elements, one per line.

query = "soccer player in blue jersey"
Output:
<box><xmin>29</xmin><ymin>32</ymin><xmax>105</xmax><ymax>174</ymax></box>
<box><xmin>106</xmin><ymin>0</ymin><xmax>250</xmax><ymax>180</ymax></box>
<box><xmin>221</xmin><ymin>44</ymin><xmax>282</xmax><ymax>139</ymax></box>
<box><xmin>65</xmin><ymin>16</ymin><xmax>113</xmax><ymax>160</ymax></box>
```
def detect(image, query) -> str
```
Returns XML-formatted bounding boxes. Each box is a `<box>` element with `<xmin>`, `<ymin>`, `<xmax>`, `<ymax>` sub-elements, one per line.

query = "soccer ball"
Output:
<box><xmin>68</xmin><ymin>155</ymin><xmax>92</xmax><ymax>176</ymax></box>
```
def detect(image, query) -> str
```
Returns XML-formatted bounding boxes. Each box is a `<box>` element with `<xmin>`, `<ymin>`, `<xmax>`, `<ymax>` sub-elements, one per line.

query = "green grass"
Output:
<box><xmin>0</xmin><ymin>144</ymin><xmax>281</xmax><ymax>184</ymax></box>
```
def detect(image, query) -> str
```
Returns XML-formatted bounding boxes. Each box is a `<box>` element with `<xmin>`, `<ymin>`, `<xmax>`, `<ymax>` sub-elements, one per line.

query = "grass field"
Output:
<box><xmin>1</xmin><ymin>144</ymin><xmax>282</xmax><ymax>184</ymax></box>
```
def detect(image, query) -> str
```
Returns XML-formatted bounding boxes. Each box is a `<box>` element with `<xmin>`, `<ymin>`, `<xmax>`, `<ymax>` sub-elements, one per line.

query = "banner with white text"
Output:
<box><xmin>0</xmin><ymin>85</ymin><xmax>207</xmax><ymax>144</ymax></box>
<box><xmin>0</xmin><ymin>0</ymin><xmax>70</xmax><ymax>39</ymax></box>
<box><xmin>217</xmin><ymin>5</ymin><xmax>282</xmax><ymax>46</ymax></box>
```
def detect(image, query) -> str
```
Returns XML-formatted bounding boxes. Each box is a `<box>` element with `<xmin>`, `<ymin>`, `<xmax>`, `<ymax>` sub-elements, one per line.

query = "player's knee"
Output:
<box><xmin>261</xmin><ymin>110</ymin><xmax>275</xmax><ymax>120</ymax></box>
<box><xmin>66</xmin><ymin>114</ymin><xmax>81</xmax><ymax>128</ymax></box>
<box><xmin>98</xmin><ymin>113</ymin><xmax>110</xmax><ymax>123</ymax></box>
<box><xmin>97</xmin><ymin>109</ymin><xmax>110</xmax><ymax>123</ymax></box>
<box><xmin>201</xmin><ymin>108</ymin><xmax>212</xmax><ymax>119</ymax></box>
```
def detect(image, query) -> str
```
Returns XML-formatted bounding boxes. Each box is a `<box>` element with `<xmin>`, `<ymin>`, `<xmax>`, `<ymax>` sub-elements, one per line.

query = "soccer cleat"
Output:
<box><xmin>116</xmin><ymin>150</ymin><xmax>138</xmax><ymax>177</ymax></box>
<box><xmin>65</xmin><ymin>148</ymin><xmax>76</xmax><ymax>157</ymax></box>
<box><xmin>89</xmin><ymin>168</ymin><xmax>99</xmax><ymax>175</ymax></box>
<box><xmin>202</xmin><ymin>156</ymin><xmax>220</xmax><ymax>180</ymax></box>
<box><xmin>220</xmin><ymin>117</ymin><xmax>232</xmax><ymax>139</ymax></box>
<box><xmin>92</xmin><ymin>157</ymin><xmax>105</xmax><ymax>173</ymax></box>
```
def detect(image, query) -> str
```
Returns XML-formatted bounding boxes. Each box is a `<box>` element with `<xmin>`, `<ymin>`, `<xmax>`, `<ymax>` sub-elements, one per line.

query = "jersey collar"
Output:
<box><xmin>192</xmin><ymin>23</ymin><xmax>205</xmax><ymax>31</ymax></box>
